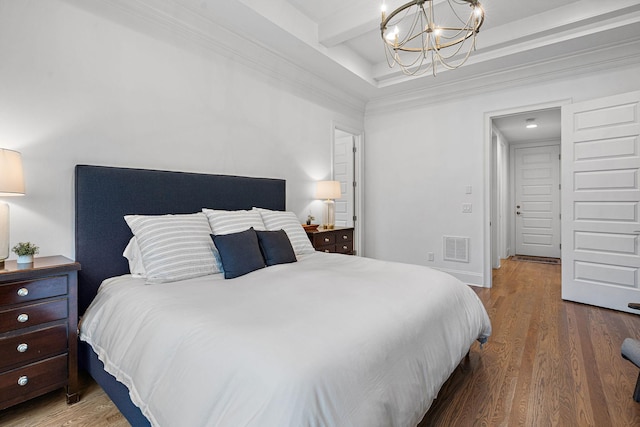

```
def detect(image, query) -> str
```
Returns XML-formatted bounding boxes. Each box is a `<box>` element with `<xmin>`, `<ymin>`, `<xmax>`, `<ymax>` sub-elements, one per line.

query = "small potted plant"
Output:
<box><xmin>12</xmin><ymin>242</ymin><xmax>39</xmax><ymax>264</ymax></box>
<box><xmin>306</xmin><ymin>213</ymin><xmax>315</xmax><ymax>225</ymax></box>
<box><xmin>303</xmin><ymin>213</ymin><xmax>318</xmax><ymax>231</ymax></box>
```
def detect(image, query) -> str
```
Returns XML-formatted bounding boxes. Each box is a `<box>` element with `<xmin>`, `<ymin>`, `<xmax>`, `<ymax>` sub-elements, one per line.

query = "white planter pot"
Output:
<box><xmin>17</xmin><ymin>255</ymin><xmax>33</xmax><ymax>264</ymax></box>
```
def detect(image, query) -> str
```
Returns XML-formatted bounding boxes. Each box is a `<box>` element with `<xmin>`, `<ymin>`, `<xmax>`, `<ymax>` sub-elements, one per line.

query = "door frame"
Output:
<box><xmin>483</xmin><ymin>99</ymin><xmax>570</xmax><ymax>287</ymax></box>
<box><xmin>331</xmin><ymin>121</ymin><xmax>364</xmax><ymax>256</ymax></box>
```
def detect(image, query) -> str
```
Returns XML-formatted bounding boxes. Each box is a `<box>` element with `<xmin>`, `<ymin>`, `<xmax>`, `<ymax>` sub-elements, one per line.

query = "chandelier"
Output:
<box><xmin>380</xmin><ymin>0</ymin><xmax>484</xmax><ymax>76</ymax></box>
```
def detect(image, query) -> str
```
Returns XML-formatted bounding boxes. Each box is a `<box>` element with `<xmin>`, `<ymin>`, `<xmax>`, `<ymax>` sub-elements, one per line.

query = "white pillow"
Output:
<box><xmin>202</xmin><ymin>209</ymin><xmax>266</xmax><ymax>235</ymax></box>
<box><xmin>253</xmin><ymin>208</ymin><xmax>315</xmax><ymax>255</ymax></box>
<box><xmin>123</xmin><ymin>237</ymin><xmax>146</xmax><ymax>277</ymax></box>
<box><xmin>124</xmin><ymin>212</ymin><xmax>221</xmax><ymax>284</ymax></box>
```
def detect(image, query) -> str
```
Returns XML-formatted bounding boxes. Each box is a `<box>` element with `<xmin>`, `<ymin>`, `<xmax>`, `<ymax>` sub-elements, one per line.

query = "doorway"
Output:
<box><xmin>486</xmin><ymin>103</ymin><xmax>564</xmax><ymax>286</ymax></box>
<box><xmin>332</xmin><ymin>124</ymin><xmax>364</xmax><ymax>256</ymax></box>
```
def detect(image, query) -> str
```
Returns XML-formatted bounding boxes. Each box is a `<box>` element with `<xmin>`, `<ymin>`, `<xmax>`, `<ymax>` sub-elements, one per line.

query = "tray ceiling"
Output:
<box><xmin>71</xmin><ymin>0</ymin><xmax>640</xmax><ymax>104</ymax></box>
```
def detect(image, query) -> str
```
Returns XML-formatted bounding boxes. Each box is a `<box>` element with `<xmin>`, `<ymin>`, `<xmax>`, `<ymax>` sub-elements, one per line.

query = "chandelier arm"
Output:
<box><xmin>447</xmin><ymin>0</ymin><xmax>473</xmax><ymax>25</ymax></box>
<box><xmin>437</xmin><ymin>37</ymin><xmax>476</xmax><ymax>69</ymax></box>
<box><xmin>434</xmin><ymin>36</ymin><xmax>470</xmax><ymax>59</ymax></box>
<box><xmin>395</xmin><ymin>45</ymin><xmax>430</xmax><ymax>68</ymax></box>
<box><xmin>387</xmin><ymin>28</ymin><xmax>475</xmax><ymax>52</ymax></box>
<box><xmin>385</xmin><ymin>14</ymin><xmax>482</xmax><ymax>52</ymax></box>
<box><xmin>382</xmin><ymin>4</ymin><xmax>424</xmax><ymax>48</ymax></box>
<box><xmin>381</xmin><ymin>0</ymin><xmax>421</xmax><ymax>30</ymax></box>
<box><xmin>402</xmin><ymin>6</ymin><xmax>426</xmax><ymax>45</ymax></box>
<box><xmin>384</xmin><ymin>40</ymin><xmax>428</xmax><ymax>70</ymax></box>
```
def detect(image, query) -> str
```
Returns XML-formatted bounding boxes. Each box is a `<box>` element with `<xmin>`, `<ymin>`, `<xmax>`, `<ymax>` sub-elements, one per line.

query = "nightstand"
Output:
<box><xmin>306</xmin><ymin>226</ymin><xmax>354</xmax><ymax>254</ymax></box>
<box><xmin>0</xmin><ymin>256</ymin><xmax>81</xmax><ymax>410</ymax></box>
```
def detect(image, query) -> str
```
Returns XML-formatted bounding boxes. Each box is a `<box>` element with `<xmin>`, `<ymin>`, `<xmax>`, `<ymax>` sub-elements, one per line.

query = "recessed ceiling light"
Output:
<box><xmin>525</xmin><ymin>118</ymin><xmax>537</xmax><ymax>129</ymax></box>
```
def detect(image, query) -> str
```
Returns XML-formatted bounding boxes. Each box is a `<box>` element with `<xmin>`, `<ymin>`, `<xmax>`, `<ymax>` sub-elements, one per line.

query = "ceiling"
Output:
<box><xmin>80</xmin><ymin>0</ymin><xmax>640</xmax><ymax>107</ymax></box>
<box><xmin>179</xmin><ymin>0</ymin><xmax>640</xmax><ymax>102</ymax></box>
<box><xmin>493</xmin><ymin>108</ymin><xmax>561</xmax><ymax>144</ymax></box>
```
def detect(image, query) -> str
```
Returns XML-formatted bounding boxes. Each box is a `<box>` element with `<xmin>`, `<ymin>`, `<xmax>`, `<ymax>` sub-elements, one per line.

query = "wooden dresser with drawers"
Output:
<box><xmin>0</xmin><ymin>256</ymin><xmax>81</xmax><ymax>410</ymax></box>
<box><xmin>306</xmin><ymin>226</ymin><xmax>354</xmax><ymax>255</ymax></box>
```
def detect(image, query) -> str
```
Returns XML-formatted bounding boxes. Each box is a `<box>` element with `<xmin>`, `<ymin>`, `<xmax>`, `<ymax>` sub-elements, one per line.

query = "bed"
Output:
<box><xmin>75</xmin><ymin>164</ymin><xmax>491</xmax><ymax>427</ymax></box>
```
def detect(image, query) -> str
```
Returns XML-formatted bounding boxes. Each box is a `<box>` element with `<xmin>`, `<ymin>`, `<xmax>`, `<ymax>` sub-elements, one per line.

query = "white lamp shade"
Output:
<box><xmin>0</xmin><ymin>149</ymin><xmax>25</xmax><ymax>196</ymax></box>
<box><xmin>315</xmin><ymin>180</ymin><xmax>341</xmax><ymax>200</ymax></box>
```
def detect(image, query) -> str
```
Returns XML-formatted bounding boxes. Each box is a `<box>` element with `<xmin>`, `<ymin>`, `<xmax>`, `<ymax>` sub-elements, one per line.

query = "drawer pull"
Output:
<box><xmin>324</xmin><ymin>237</ymin><xmax>330</xmax><ymax>243</ymax></box>
<box><xmin>17</xmin><ymin>313</ymin><xmax>29</xmax><ymax>323</ymax></box>
<box><xmin>343</xmin><ymin>245</ymin><xmax>348</xmax><ymax>250</ymax></box>
<box><xmin>17</xmin><ymin>343</ymin><xmax>28</xmax><ymax>353</ymax></box>
<box><xmin>17</xmin><ymin>287</ymin><xmax>29</xmax><ymax>297</ymax></box>
<box><xmin>17</xmin><ymin>376</ymin><xmax>28</xmax><ymax>386</ymax></box>
<box><xmin>324</xmin><ymin>249</ymin><xmax>330</xmax><ymax>253</ymax></box>
<box><xmin>342</xmin><ymin>235</ymin><xmax>348</xmax><ymax>240</ymax></box>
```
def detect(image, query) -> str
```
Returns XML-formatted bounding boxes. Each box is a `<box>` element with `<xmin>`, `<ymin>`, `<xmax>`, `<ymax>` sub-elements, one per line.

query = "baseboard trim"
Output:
<box><xmin>433</xmin><ymin>267</ymin><xmax>486</xmax><ymax>287</ymax></box>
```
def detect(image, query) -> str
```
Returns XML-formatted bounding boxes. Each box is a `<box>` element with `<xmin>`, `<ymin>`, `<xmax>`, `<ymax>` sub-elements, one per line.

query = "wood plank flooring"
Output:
<box><xmin>2</xmin><ymin>257</ymin><xmax>640</xmax><ymax>426</ymax></box>
<box><xmin>0</xmin><ymin>371</ymin><xmax>127</xmax><ymax>427</ymax></box>
<box><xmin>421</xmin><ymin>257</ymin><xmax>640</xmax><ymax>426</ymax></box>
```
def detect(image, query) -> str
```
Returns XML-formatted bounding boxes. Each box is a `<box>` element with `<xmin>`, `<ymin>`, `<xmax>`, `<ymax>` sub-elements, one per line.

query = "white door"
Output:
<box><xmin>334</xmin><ymin>134</ymin><xmax>354</xmax><ymax>227</ymax></box>
<box><xmin>562</xmin><ymin>90</ymin><xmax>640</xmax><ymax>313</ymax></box>
<box><xmin>515</xmin><ymin>144</ymin><xmax>561</xmax><ymax>258</ymax></box>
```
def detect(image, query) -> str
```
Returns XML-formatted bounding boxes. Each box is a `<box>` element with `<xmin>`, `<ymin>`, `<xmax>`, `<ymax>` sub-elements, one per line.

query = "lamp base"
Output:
<box><xmin>321</xmin><ymin>199</ymin><xmax>336</xmax><ymax>230</ymax></box>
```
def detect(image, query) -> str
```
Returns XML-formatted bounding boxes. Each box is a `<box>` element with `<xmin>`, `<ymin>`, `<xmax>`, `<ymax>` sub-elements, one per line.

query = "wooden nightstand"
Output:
<box><xmin>306</xmin><ymin>226</ymin><xmax>354</xmax><ymax>254</ymax></box>
<box><xmin>0</xmin><ymin>256</ymin><xmax>81</xmax><ymax>410</ymax></box>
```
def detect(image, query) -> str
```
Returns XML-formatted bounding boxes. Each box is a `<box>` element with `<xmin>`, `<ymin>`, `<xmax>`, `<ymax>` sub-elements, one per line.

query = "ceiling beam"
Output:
<box><xmin>318</xmin><ymin>0</ymin><xmax>448</xmax><ymax>48</ymax></box>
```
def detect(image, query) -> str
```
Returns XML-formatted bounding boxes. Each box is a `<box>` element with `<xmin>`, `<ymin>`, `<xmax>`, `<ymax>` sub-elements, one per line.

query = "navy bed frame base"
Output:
<box><xmin>75</xmin><ymin>165</ymin><xmax>286</xmax><ymax>426</ymax></box>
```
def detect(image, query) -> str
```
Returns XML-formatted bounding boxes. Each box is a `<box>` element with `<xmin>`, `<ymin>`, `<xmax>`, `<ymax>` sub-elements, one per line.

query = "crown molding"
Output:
<box><xmin>63</xmin><ymin>0</ymin><xmax>367</xmax><ymax>119</ymax></box>
<box><xmin>62</xmin><ymin>0</ymin><xmax>640</xmax><ymax>120</ymax></box>
<box><xmin>365</xmin><ymin>38</ymin><xmax>640</xmax><ymax>116</ymax></box>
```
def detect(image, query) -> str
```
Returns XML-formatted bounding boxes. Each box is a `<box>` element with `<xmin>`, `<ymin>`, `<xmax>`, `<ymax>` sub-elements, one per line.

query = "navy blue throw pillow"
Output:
<box><xmin>211</xmin><ymin>228</ymin><xmax>265</xmax><ymax>279</ymax></box>
<box><xmin>256</xmin><ymin>229</ymin><xmax>297</xmax><ymax>266</ymax></box>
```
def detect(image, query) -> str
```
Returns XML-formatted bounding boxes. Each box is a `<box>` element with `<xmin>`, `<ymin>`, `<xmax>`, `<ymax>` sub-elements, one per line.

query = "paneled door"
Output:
<box><xmin>334</xmin><ymin>133</ymin><xmax>354</xmax><ymax>227</ymax></box>
<box><xmin>561</xmin><ymin>91</ymin><xmax>640</xmax><ymax>313</ymax></box>
<box><xmin>515</xmin><ymin>144</ymin><xmax>561</xmax><ymax>258</ymax></box>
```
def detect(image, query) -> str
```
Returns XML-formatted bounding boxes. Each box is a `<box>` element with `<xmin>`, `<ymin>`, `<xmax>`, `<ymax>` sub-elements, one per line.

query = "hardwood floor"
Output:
<box><xmin>0</xmin><ymin>371</ymin><xmax>127</xmax><ymax>427</ymax></box>
<box><xmin>2</xmin><ymin>257</ymin><xmax>639</xmax><ymax>426</ymax></box>
<box><xmin>421</xmin><ymin>257</ymin><xmax>640</xmax><ymax>426</ymax></box>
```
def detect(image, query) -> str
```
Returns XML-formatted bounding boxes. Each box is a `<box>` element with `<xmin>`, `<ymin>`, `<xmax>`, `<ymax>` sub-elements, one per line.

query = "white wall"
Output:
<box><xmin>364</xmin><ymin>64</ymin><xmax>640</xmax><ymax>285</ymax></box>
<box><xmin>0</xmin><ymin>1</ymin><xmax>364</xmax><ymax>260</ymax></box>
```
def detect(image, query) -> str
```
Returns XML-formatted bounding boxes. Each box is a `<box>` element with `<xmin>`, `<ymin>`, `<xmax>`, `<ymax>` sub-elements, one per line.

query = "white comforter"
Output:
<box><xmin>80</xmin><ymin>252</ymin><xmax>491</xmax><ymax>427</ymax></box>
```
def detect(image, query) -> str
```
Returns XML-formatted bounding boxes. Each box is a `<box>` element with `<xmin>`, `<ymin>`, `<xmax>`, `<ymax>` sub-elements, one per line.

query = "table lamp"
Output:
<box><xmin>0</xmin><ymin>149</ymin><xmax>25</xmax><ymax>266</ymax></box>
<box><xmin>316</xmin><ymin>180</ymin><xmax>341</xmax><ymax>229</ymax></box>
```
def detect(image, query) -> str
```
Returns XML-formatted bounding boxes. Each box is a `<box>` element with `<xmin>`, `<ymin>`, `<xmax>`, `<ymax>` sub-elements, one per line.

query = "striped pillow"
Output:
<box><xmin>202</xmin><ymin>209</ymin><xmax>266</xmax><ymax>235</ymax></box>
<box><xmin>253</xmin><ymin>208</ymin><xmax>315</xmax><ymax>255</ymax></box>
<box><xmin>124</xmin><ymin>213</ymin><xmax>221</xmax><ymax>284</ymax></box>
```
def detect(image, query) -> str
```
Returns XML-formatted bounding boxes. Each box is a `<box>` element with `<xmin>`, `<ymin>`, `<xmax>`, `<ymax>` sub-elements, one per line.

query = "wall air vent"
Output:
<box><xmin>443</xmin><ymin>236</ymin><xmax>470</xmax><ymax>263</ymax></box>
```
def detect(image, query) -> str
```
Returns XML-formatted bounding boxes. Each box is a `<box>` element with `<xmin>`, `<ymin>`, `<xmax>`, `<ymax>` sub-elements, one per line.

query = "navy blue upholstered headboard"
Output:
<box><xmin>75</xmin><ymin>165</ymin><xmax>286</xmax><ymax>315</ymax></box>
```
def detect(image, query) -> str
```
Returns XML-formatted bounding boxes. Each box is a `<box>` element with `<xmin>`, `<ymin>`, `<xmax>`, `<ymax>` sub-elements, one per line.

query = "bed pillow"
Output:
<box><xmin>254</xmin><ymin>208</ymin><xmax>315</xmax><ymax>255</ymax></box>
<box><xmin>202</xmin><ymin>209</ymin><xmax>266</xmax><ymax>235</ymax></box>
<box><xmin>256</xmin><ymin>229</ymin><xmax>297</xmax><ymax>266</ymax></box>
<box><xmin>212</xmin><ymin>228</ymin><xmax>265</xmax><ymax>279</ymax></box>
<box><xmin>124</xmin><ymin>212</ymin><xmax>221</xmax><ymax>284</ymax></box>
<box><xmin>122</xmin><ymin>237</ymin><xmax>146</xmax><ymax>277</ymax></box>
